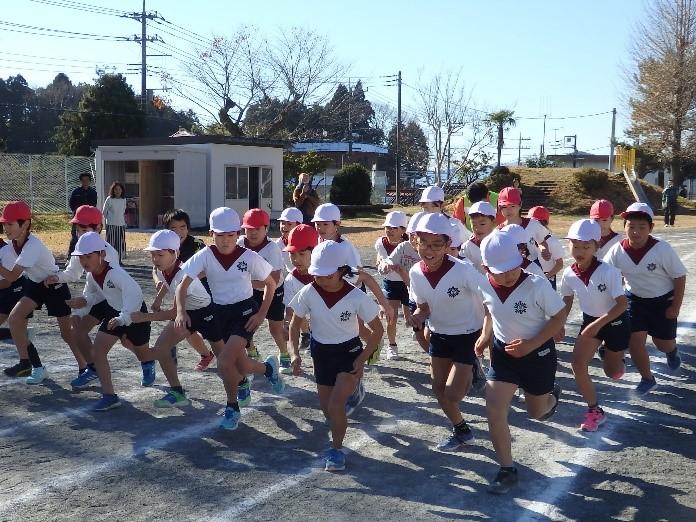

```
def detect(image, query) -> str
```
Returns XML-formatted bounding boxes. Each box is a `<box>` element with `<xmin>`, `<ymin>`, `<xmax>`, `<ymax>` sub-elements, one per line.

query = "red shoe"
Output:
<box><xmin>195</xmin><ymin>352</ymin><xmax>215</xmax><ymax>371</ymax></box>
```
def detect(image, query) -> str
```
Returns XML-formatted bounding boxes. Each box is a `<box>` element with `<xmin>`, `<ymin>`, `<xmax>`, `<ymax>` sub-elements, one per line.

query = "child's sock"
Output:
<box><xmin>27</xmin><ymin>343</ymin><xmax>42</xmax><ymax>368</ymax></box>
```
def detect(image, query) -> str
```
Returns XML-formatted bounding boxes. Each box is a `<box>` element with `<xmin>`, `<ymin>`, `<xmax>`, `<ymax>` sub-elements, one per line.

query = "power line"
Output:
<box><xmin>0</xmin><ymin>20</ymin><xmax>128</xmax><ymax>40</ymax></box>
<box><xmin>28</xmin><ymin>0</ymin><xmax>128</xmax><ymax>16</ymax></box>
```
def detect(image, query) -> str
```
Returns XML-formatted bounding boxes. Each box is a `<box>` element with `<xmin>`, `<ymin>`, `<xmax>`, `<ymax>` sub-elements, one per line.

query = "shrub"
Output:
<box><xmin>486</xmin><ymin>166</ymin><xmax>520</xmax><ymax>192</ymax></box>
<box><xmin>574</xmin><ymin>168</ymin><xmax>608</xmax><ymax>192</ymax></box>
<box><xmin>330</xmin><ymin>163</ymin><xmax>372</xmax><ymax>204</ymax></box>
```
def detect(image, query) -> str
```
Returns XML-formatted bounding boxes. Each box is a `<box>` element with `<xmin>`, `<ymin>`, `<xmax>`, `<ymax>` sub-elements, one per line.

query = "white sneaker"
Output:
<box><xmin>384</xmin><ymin>344</ymin><xmax>399</xmax><ymax>360</ymax></box>
<box><xmin>26</xmin><ymin>366</ymin><xmax>48</xmax><ymax>385</ymax></box>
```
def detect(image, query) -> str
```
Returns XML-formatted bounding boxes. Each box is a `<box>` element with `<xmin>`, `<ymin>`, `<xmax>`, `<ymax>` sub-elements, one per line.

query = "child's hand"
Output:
<box><xmin>540</xmin><ymin>245</ymin><xmax>552</xmax><ymax>261</ymax></box>
<box><xmin>408</xmin><ymin>309</ymin><xmax>428</xmax><ymax>330</ymax></box>
<box><xmin>474</xmin><ymin>333</ymin><xmax>490</xmax><ymax>357</ymax></box>
<box><xmin>554</xmin><ymin>327</ymin><xmax>565</xmax><ymax>342</ymax></box>
<box><xmin>130</xmin><ymin>311</ymin><xmax>147</xmax><ymax>323</ymax></box>
<box><xmin>580</xmin><ymin>322</ymin><xmax>599</xmax><ymax>339</ymax></box>
<box><xmin>350</xmin><ymin>358</ymin><xmax>365</xmax><ymax>378</ymax></box>
<box><xmin>174</xmin><ymin>312</ymin><xmax>191</xmax><ymax>330</ymax></box>
<box><xmin>151</xmin><ymin>299</ymin><xmax>162</xmax><ymax>313</ymax></box>
<box><xmin>245</xmin><ymin>311</ymin><xmax>264</xmax><ymax>332</ymax></box>
<box><xmin>665</xmin><ymin>304</ymin><xmax>680</xmax><ymax>320</ymax></box>
<box><xmin>107</xmin><ymin>317</ymin><xmax>123</xmax><ymax>330</ymax></box>
<box><xmin>504</xmin><ymin>338</ymin><xmax>533</xmax><ymax>358</ymax></box>
<box><xmin>44</xmin><ymin>275</ymin><xmax>59</xmax><ymax>287</ymax></box>
<box><xmin>65</xmin><ymin>297</ymin><xmax>87</xmax><ymax>309</ymax></box>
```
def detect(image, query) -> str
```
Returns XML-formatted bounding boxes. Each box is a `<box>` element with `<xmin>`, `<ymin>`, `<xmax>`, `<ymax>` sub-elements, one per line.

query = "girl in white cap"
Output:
<box><xmin>475</xmin><ymin>232</ymin><xmax>567</xmax><ymax>494</ymax></box>
<box><xmin>419</xmin><ymin>185</ymin><xmax>469</xmax><ymax>246</ymax></box>
<box><xmin>462</xmin><ymin>201</ymin><xmax>497</xmax><ymax>273</ymax></box>
<box><xmin>175</xmin><ymin>207</ymin><xmax>285</xmax><ymax>430</ymax></box>
<box><xmin>129</xmin><ymin>230</ymin><xmax>225</xmax><ymax>408</ymax></box>
<box><xmin>559</xmin><ymin>219</ymin><xmax>629</xmax><ymax>432</ymax></box>
<box><xmin>408</xmin><ymin>213</ymin><xmax>487</xmax><ymax>452</ymax></box>
<box><xmin>288</xmin><ymin>240</ymin><xmax>384</xmax><ymax>472</ymax></box>
<box><xmin>374</xmin><ymin>211</ymin><xmax>409</xmax><ymax>360</ymax></box>
<box><xmin>275</xmin><ymin>207</ymin><xmax>304</xmax><ymax>274</ymax></box>
<box><xmin>496</xmin><ymin>186</ymin><xmax>552</xmax><ymax>263</ymax></box>
<box><xmin>66</xmin><ymin>232</ymin><xmax>153</xmax><ymax>411</ymax></box>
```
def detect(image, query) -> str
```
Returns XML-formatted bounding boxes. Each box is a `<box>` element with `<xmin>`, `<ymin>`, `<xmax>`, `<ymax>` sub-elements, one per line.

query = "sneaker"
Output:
<box><xmin>300</xmin><ymin>333</ymin><xmax>310</xmax><ymax>350</ymax></box>
<box><xmin>195</xmin><ymin>351</ymin><xmax>215</xmax><ymax>371</ymax></box>
<box><xmin>264</xmin><ymin>355</ymin><xmax>285</xmax><ymax>394</ymax></box>
<box><xmin>3</xmin><ymin>362</ymin><xmax>31</xmax><ymax>378</ymax></box>
<box><xmin>325</xmin><ymin>448</ymin><xmax>346</xmax><ymax>472</ymax></box>
<box><xmin>71</xmin><ymin>367</ymin><xmax>99</xmax><ymax>389</ymax></box>
<box><xmin>154</xmin><ymin>389</ymin><xmax>190</xmax><ymax>408</ymax></box>
<box><xmin>279</xmin><ymin>353</ymin><xmax>292</xmax><ymax>375</ymax></box>
<box><xmin>345</xmin><ymin>379</ymin><xmax>366</xmax><ymax>416</ymax></box>
<box><xmin>538</xmin><ymin>383</ymin><xmax>561</xmax><ymax>421</ymax></box>
<box><xmin>220</xmin><ymin>406</ymin><xmax>241</xmax><ymax>430</ymax></box>
<box><xmin>141</xmin><ymin>361</ymin><xmax>156</xmax><ymax>387</ymax></box>
<box><xmin>666</xmin><ymin>348</ymin><xmax>681</xmax><ymax>372</ymax></box>
<box><xmin>94</xmin><ymin>394</ymin><xmax>121</xmax><ymax>411</ymax></box>
<box><xmin>237</xmin><ymin>379</ymin><xmax>252</xmax><ymax>407</ymax></box>
<box><xmin>471</xmin><ymin>357</ymin><xmax>487</xmax><ymax>395</ymax></box>
<box><xmin>487</xmin><ymin>467</ymin><xmax>518</xmax><ymax>495</ymax></box>
<box><xmin>580</xmin><ymin>408</ymin><xmax>606</xmax><ymax>432</ymax></box>
<box><xmin>634</xmin><ymin>376</ymin><xmax>657</xmax><ymax>396</ymax></box>
<box><xmin>26</xmin><ymin>366</ymin><xmax>48</xmax><ymax>385</ymax></box>
<box><xmin>436</xmin><ymin>424</ymin><xmax>474</xmax><ymax>451</ymax></box>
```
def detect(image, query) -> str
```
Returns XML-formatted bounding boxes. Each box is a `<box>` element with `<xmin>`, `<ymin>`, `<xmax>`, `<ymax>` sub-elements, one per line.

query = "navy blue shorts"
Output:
<box><xmin>311</xmin><ymin>336</ymin><xmax>363</xmax><ymax>386</ymax></box>
<box><xmin>488</xmin><ymin>337</ymin><xmax>557</xmax><ymax>395</ymax></box>
<box><xmin>187</xmin><ymin>303</ymin><xmax>223</xmax><ymax>343</ymax></box>
<box><xmin>88</xmin><ymin>299</ymin><xmax>111</xmax><ymax>321</ymax></box>
<box><xmin>215</xmin><ymin>297</ymin><xmax>259</xmax><ymax>343</ymax></box>
<box><xmin>252</xmin><ymin>285</ymin><xmax>285</xmax><ymax>322</ymax></box>
<box><xmin>627</xmin><ymin>291</ymin><xmax>677</xmax><ymax>340</ymax></box>
<box><xmin>22</xmin><ymin>279</ymin><xmax>71</xmax><ymax>318</ymax></box>
<box><xmin>383</xmin><ymin>279</ymin><xmax>409</xmax><ymax>305</ymax></box>
<box><xmin>581</xmin><ymin>312</ymin><xmax>630</xmax><ymax>352</ymax></box>
<box><xmin>429</xmin><ymin>330</ymin><xmax>480</xmax><ymax>365</ymax></box>
<box><xmin>98</xmin><ymin>301</ymin><xmax>151</xmax><ymax>347</ymax></box>
<box><xmin>0</xmin><ymin>277</ymin><xmax>33</xmax><ymax>317</ymax></box>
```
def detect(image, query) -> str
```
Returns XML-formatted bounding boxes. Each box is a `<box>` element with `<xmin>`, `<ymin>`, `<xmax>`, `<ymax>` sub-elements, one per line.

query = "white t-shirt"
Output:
<box><xmin>497</xmin><ymin>218</ymin><xmax>550</xmax><ymax>261</ymax></box>
<box><xmin>478</xmin><ymin>272</ymin><xmax>565</xmax><ymax>344</ymax></box>
<box><xmin>386</xmin><ymin>240</ymin><xmax>420</xmax><ymax>274</ymax></box>
<box><xmin>375</xmin><ymin>236</ymin><xmax>406</xmax><ymax>282</ymax></box>
<box><xmin>181</xmin><ymin>246</ymin><xmax>272</xmax><ymax>306</ymax></box>
<box><xmin>73</xmin><ymin>265</ymin><xmax>143</xmax><ymax>326</ymax></box>
<box><xmin>603</xmin><ymin>237</ymin><xmax>687</xmax><ymax>298</ymax></box>
<box><xmin>154</xmin><ymin>263</ymin><xmax>211</xmax><ymax>311</ymax></box>
<box><xmin>461</xmin><ymin>236</ymin><xmax>485</xmax><ymax>273</ymax></box>
<box><xmin>273</xmin><ymin>236</ymin><xmax>293</xmax><ymax>274</ymax></box>
<box><xmin>409</xmin><ymin>256</ymin><xmax>485</xmax><ymax>335</ymax></box>
<box><xmin>289</xmin><ymin>282</ymin><xmax>379</xmax><ymax>344</ymax></box>
<box><xmin>283</xmin><ymin>269</ymin><xmax>314</xmax><ymax>307</ymax></box>
<box><xmin>59</xmin><ymin>238</ymin><xmax>120</xmax><ymax>283</ymax></box>
<box><xmin>0</xmin><ymin>241</ymin><xmax>18</xmax><ymax>276</ymax></box>
<box><xmin>597</xmin><ymin>231</ymin><xmax>622</xmax><ymax>260</ymax></box>
<box><xmin>14</xmin><ymin>235</ymin><xmax>59</xmax><ymax>283</ymax></box>
<box><xmin>538</xmin><ymin>234</ymin><xmax>565</xmax><ymax>274</ymax></box>
<box><xmin>559</xmin><ymin>260</ymin><xmax>624</xmax><ymax>318</ymax></box>
<box><xmin>237</xmin><ymin>236</ymin><xmax>284</xmax><ymax>274</ymax></box>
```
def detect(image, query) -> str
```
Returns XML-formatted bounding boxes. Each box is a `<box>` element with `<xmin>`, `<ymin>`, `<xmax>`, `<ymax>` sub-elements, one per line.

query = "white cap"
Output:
<box><xmin>620</xmin><ymin>202</ymin><xmax>654</xmax><ymax>219</ymax></box>
<box><xmin>481</xmin><ymin>232</ymin><xmax>523</xmax><ymax>274</ymax></box>
<box><xmin>419</xmin><ymin>185</ymin><xmax>445</xmax><ymax>203</ymax></box>
<box><xmin>565</xmin><ymin>219</ymin><xmax>601</xmax><ymax>242</ymax></box>
<box><xmin>415</xmin><ymin>213</ymin><xmax>452</xmax><ymax>238</ymax></box>
<box><xmin>449</xmin><ymin>222</ymin><xmax>463</xmax><ymax>248</ymax></box>
<box><xmin>382</xmin><ymin>211</ymin><xmax>408</xmax><ymax>228</ymax></box>
<box><xmin>308</xmin><ymin>240</ymin><xmax>349</xmax><ymax>276</ymax></box>
<box><xmin>72</xmin><ymin>231</ymin><xmax>106</xmax><ymax>256</ymax></box>
<box><xmin>278</xmin><ymin>207</ymin><xmax>303</xmax><ymax>223</ymax></box>
<box><xmin>209</xmin><ymin>207</ymin><xmax>241</xmax><ymax>233</ymax></box>
<box><xmin>144</xmin><ymin>229</ymin><xmax>180</xmax><ymax>252</ymax></box>
<box><xmin>406</xmin><ymin>211</ymin><xmax>426</xmax><ymax>234</ymax></box>
<box><xmin>468</xmin><ymin>201</ymin><xmax>496</xmax><ymax>217</ymax></box>
<box><xmin>500</xmin><ymin>224</ymin><xmax>527</xmax><ymax>246</ymax></box>
<box><xmin>312</xmin><ymin>203</ymin><xmax>341</xmax><ymax>222</ymax></box>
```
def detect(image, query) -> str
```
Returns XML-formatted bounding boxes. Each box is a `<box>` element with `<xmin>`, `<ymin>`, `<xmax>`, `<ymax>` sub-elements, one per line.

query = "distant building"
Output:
<box><xmin>546</xmin><ymin>152</ymin><xmax>609</xmax><ymax>170</ymax></box>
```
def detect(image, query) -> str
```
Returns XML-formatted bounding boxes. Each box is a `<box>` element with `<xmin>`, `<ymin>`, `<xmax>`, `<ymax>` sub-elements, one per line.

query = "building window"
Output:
<box><xmin>261</xmin><ymin>167</ymin><xmax>272</xmax><ymax>198</ymax></box>
<box><xmin>225</xmin><ymin>166</ymin><xmax>249</xmax><ymax>199</ymax></box>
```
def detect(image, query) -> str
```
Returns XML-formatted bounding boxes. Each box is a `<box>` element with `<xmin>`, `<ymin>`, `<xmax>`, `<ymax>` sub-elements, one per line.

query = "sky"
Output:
<box><xmin>1</xmin><ymin>0</ymin><xmax>647</xmax><ymax>164</ymax></box>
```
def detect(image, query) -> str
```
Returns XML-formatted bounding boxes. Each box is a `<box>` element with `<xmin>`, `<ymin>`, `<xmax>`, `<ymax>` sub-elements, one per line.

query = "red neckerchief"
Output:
<box><xmin>487</xmin><ymin>271</ymin><xmax>529</xmax><ymax>303</ymax></box>
<box><xmin>210</xmin><ymin>245</ymin><xmax>246</xmax><ymax>271</ymax></box>
<box><xmin>599</xmin><ymin>231</ymin><xmax>618</xmax><ymax>248</ymax></box>
<box><xmin>311</xmin><ymin>280</ymin><xmax>353</xmax><ymax>309</ymax></box>
<box><xmin>244</xmin><ymin>237</ymin><xmax>270</xmax><ymax>253</ymax></box>
<box><xmin>162</xmin><ymin>261</ymin><xmax>181</xmax><ymax>286</ymax></box>
<box><xmin>381</xmin><ymin>236</ymin><xmax>401</xmax><ymax>256</ymax></box>
<box><xmin>620</xmin><ymin>236</ymin><xmax>658</xmax><ymax>265</ymax></box>
<box><xmin>292</xmin><ymin>268</ymin><xmax>314</xmax><ymax>286</ymax></box>
<box><xmin>419</xmin><ymin>257</ymin><xmax>455</xmax><ymax>289</ymax></box>
<box><xmin>521</xmin><ymin>258</ymin><xmax>531</xmax><ymax>269</ymax></box>
<box><xmin>571</xmin><ymin>257</ymin><xmax>601</xmax><ymax>287</ymax></box>
<box><xmin>281</xmin><ymin>235</ymin><xmax>288</xmax><ymax>246</ymax></box>
<box><xmin>12</xmin><ymin>235</ymin><xmax>28</xmax><ymax>256</ymax></box>
<box><xmin>469</xmin><ymin>234</ymin><xmax>483</xmax><ymax>247</ymax></box>
<box><xmin>92</xmin><ymin>264</ymin><xmax>112</xmax><ymax>289</ymax></box>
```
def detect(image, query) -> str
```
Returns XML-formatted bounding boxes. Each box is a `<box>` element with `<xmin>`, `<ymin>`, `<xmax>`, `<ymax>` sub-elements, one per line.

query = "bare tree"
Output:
<box><xmin>629</xmin><ymin>0</ymin><xmax>696</xmax><ymax>185</ymax></box>
<box><xmin>372</xmin><ymin>102</ymin><xmax>397</xmax><ymax>145</ymax></box>
<box><xmin>447</xmin><ymin>110</ymin><xmax>495</xmax><ymax>185</ymax></box>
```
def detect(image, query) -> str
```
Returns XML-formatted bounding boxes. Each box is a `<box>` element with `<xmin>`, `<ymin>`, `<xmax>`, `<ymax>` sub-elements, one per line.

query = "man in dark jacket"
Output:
<box><xmin>662</xmin><ymin>180</ymin><xmax>679</xmax><ymax>227</ymax></box>
<box><xmin>292</xmin><ymin>172</ymin><xmax>321</xmax><ymax>224</ymax></box>
<box><xmin>68</xmin><ymin>173</ymin><xmax>98</xmax><ymax>254</ymax></box>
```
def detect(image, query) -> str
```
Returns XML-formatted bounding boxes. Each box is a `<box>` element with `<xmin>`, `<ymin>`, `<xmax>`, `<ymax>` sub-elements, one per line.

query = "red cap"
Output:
<box><xmin>0</xmin><ymin>201</ymin><xmax>31</xmax><ymax>223</ymax></box>
<box><xmin>285</xmin><ymin>224</ymin><xmax>319</xmax><ymax>252</ymax></box>
<box><xmin>589</xmin><ymin>199</ymin><xmax>614</xmax><ymax>219</ymax></box>
<box><xmin>242</xmin><ymin>208</ymin><xmax>270</xmax><ymax>228</ymax></box>
<box><xmin>70</xmin><ymin>205</ymin><xmax>103</xmax><ymax>225</ymax></box>
<box><xmin>527</xmin><ymin>206</ymin><xmax>550</xmax><ymax>221</ymax></box>
<box><xmin>498</xmin><ymin>187</ymin><xmax>522</xmax><ymax>207</ymax></box>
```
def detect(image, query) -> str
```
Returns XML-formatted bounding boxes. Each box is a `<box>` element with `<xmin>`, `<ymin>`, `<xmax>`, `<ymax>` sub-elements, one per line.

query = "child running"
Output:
<box><xmin>501</xmin><ymin>224</ymin><xmax>547</xmax><ymax>279</ymax></box>
<box><xmin>419</xmin><ymin>185</ymin><xmax>469</xmax><ymax>246</ymax></box>
<box><xmin>288</xmin><ymin>240</ymin><xmax>383</xmax><ymax>471</ymax></box>
<box><xmin>590</xmin><ymin>199</ymin><xmax>622</xmax><ymax>259</ymax></box>
<box><xmin>497</xmin><ymin>187</ymin><xmax>552</xmax><ymax>263</ymax></box>
<box><xmin>603</xmin><ymin>202</ymin><xmax>687</xmax><ymax>395</ymax></box>
<box><xmin>527</xmin><ymin>206</ymin><xmax>565</xmax><ymax>289</ymax></box>
<box><xmin>408</xmin><ymin>213</ymin><xmax>486</xmax><ymax>450</ymax></box>
<box><xmin>559</xmin><ymin>219</ymin><xmax>629</xmax><ymax>432</ymax></box>
<box><xmin>476</xmin><ymin>231</ymin><xmax>567</xmax><ymax>494</ymax></box>
<box><xmin>461</xmin><ymin>201</ymin><xmax>497</xmax><ymax>272</ymax></box>
<box><xmin>275</xmin><ymin>207</ymin><xmax>304</xmax><ymax>274</ymax></box>
<box><xmin>175</xmin><ymin>207</ymin><xmax>285</xmax><ymax>430</ymax></box>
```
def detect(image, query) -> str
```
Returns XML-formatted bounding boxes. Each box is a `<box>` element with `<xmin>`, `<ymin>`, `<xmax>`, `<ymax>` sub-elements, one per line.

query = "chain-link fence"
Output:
<box><xmin>0</xmin><ymin>153</ymin><xmax>95</xmax><ymax>213</ymax></box>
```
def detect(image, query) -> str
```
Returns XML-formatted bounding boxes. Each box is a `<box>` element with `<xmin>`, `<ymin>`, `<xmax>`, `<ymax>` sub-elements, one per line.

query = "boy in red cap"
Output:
<box><xmin>497</xmin><ymin>187</ymin><xmax>552</xmax><ymax>263</ymax></box>
<box><xmin>527</xmin><ymin>206</ymin><xmax>564</xmax><ymax>289</ymax></box>
<box><xmin>589</xmin><ymin>199</ymin><xmax>621</xmax><ymax>259</ymax></box>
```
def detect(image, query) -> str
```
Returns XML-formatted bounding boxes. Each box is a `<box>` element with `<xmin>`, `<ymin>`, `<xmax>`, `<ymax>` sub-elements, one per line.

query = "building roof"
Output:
<box><xmin>546</xmin><ymin>151</ymin><xmax>609</xmax><ymax>160</ymax></box>
<box><xmin>94</xmin><ymin>135</ymin><xmax>287</xmax><ymax>148</ymax></box>
<box><xmin>291</xmin><ymin>142</ymin><xmax>388</xmax><ymax>154</ymax></box>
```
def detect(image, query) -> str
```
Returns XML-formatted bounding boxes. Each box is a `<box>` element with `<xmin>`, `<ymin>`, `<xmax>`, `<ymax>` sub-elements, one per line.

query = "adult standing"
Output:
<box><xmin>292</xmin><ymin>173</ymin><xmax>321</xmax><ymax>224</ymax></box>
<box><xmin>453</xmin><ymin>181</ymin><xmax>504</xmax><ymax>229</ymax></box>
<box><xmin>103</xmin><ymin>181</ymin><xmax>127</xmax><ymax>262</ymax></box>
<box><xmin>662</xmin><ymin>180</ymin><xmax>679</xmax><ymax>227</ymax></box>
<box><xmin>68</xmin><ymin>172</ymin><xmax>97</xmax><ymax>254</ymax></box>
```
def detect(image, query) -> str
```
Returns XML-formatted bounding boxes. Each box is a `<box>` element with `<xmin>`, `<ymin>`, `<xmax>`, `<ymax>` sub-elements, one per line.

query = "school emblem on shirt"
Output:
<box><xmin>597</xmin><ymin>283</ymin><xmax>607</xmax><ymax>293</ymax></box>
<box><xmin>106</xmin><ymin>281</ymin><xmax>115</xmax><ymax>289</ymax></box>
<box><xmin>339</xmin><ymin>311</ymin><xmax>351</xmax><ymax>322</ymax></box>
<box><xmin>447</xmin><ymin>286</ymin><xmax>460</xmax><ymax>298</ymax></box>
<box><xmin>513</xmin><ymin>300</ymin><xmax>527</xmax><ymax>315</ymax></box>
<box><xmin>646</xmin><ymin>263</ymin><xmax>657</xmax><ymax>272</ymax></box>
<box><xmin>236</xmin><ymin>260</ymin><xmax>248</xmax><ymax>272</ymax></box>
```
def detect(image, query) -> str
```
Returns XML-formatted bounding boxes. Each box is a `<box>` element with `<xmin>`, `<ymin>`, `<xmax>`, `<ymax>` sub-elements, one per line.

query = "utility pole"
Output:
<box><xmin>396</xmin><ymin>70</ymin><xmax>401</xmax><ymax>204</ymax></box>
<box><xmin>347</xmin><ymin>78</ymin><xmax>353</xmax><ymax>158</ymax></box>
<box><xmin>540</xmin><ymin>114</ymin><xmax>547</xmax><ymax>157</ymax></box>
<box><xmin>446</xmin><ymin>123</ymin><xmax>452</xmax><ymax>182</ymax></box>
<box><xmin>608</xmin><ymin>107</ymin><xmax>617</xmax><ymax>171</ymax></box>
<box><xmin>517</xmin><ymin>133</ymin><xmax>531</xmax><ymax>166</ymax></box>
